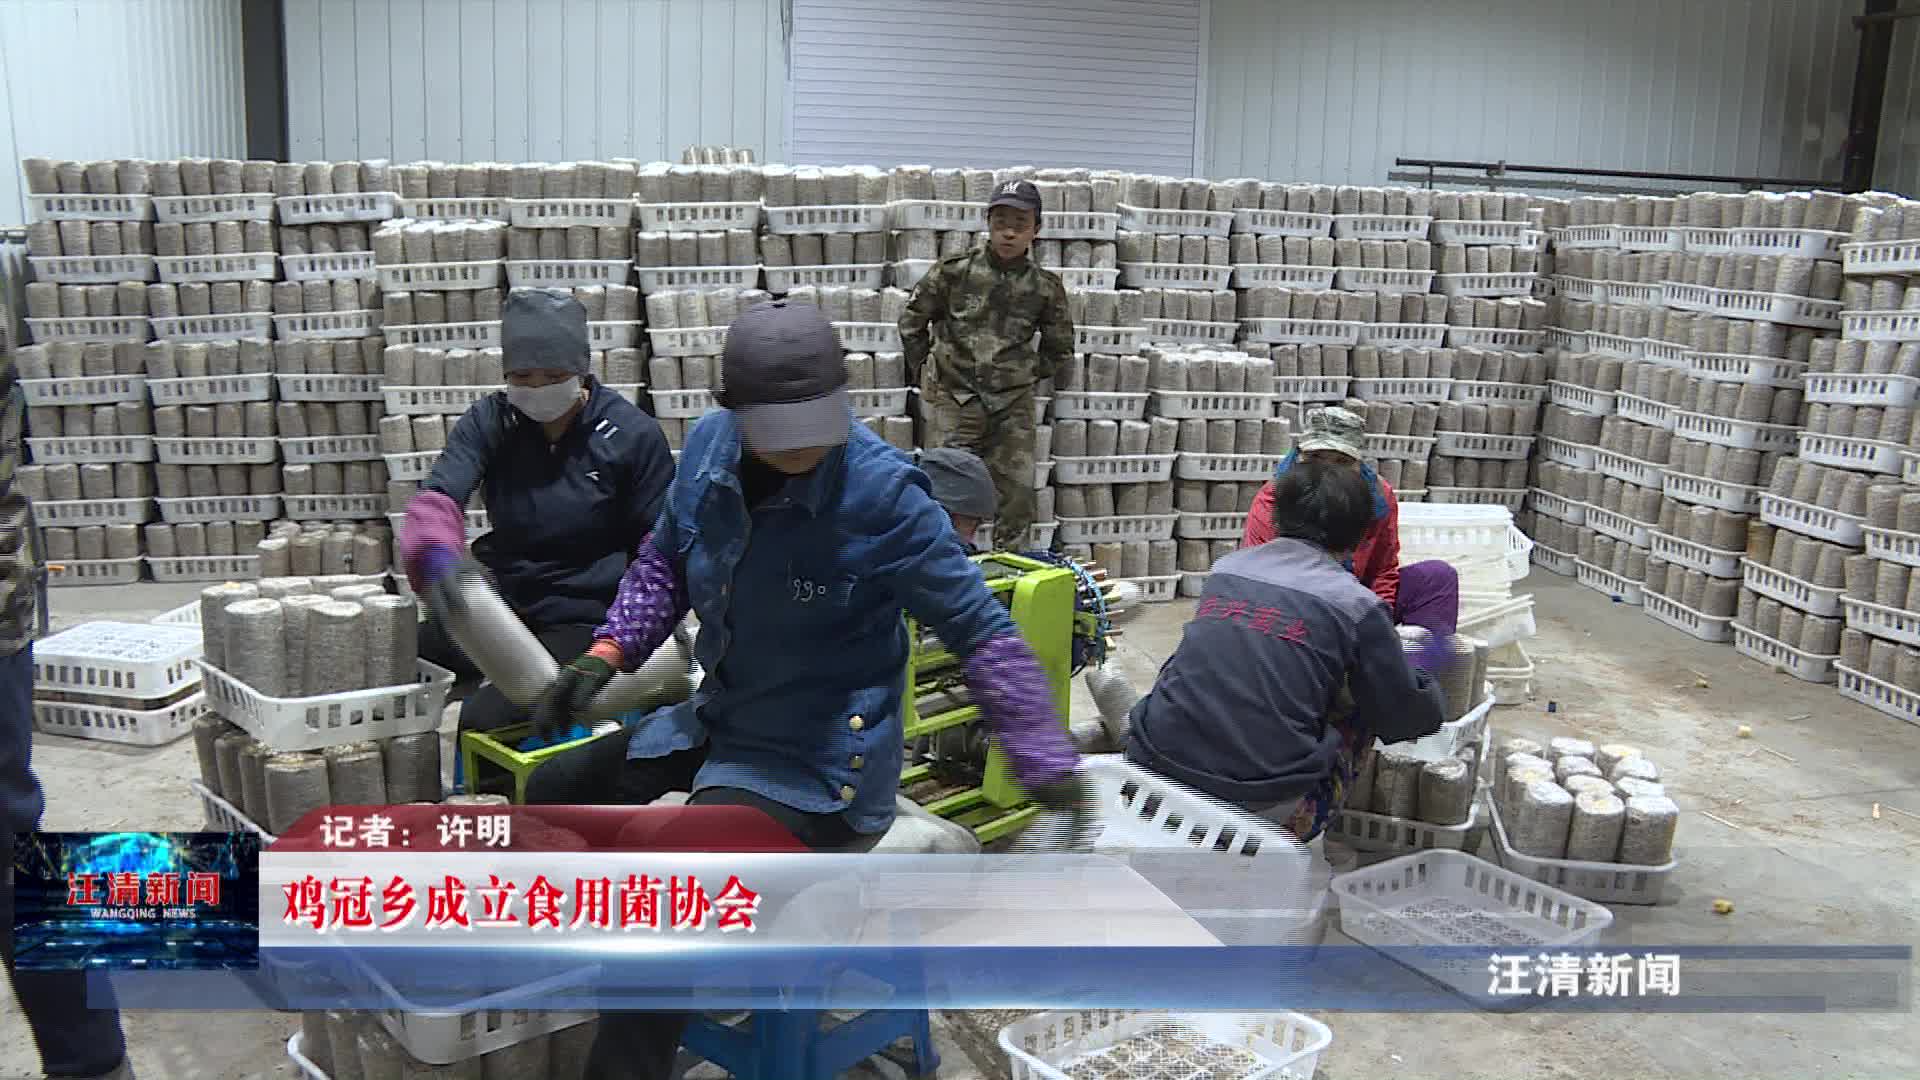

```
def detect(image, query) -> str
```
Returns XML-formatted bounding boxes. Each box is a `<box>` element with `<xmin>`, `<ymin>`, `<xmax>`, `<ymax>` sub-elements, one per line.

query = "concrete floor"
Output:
<box><xmin>4</xmin><ymin>574</ymin><xmax>1918</xmax><ymax>1078</ymax></box>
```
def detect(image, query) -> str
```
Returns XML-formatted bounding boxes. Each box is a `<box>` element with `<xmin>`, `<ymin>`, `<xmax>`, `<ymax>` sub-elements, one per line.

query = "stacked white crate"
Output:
<box><xmin>758</xmin><ymin>164</ymin><xmax>889</xmax><ymax>295</ymax></box>
<box><xmin>16</xmin><ymin>158</ymin><xmax>159</xmax><ymax>586</ymax></box>
<box><xmin>1823</xmin><ymin>197</ymin><xmax>1920</xmax><ymax>720</ymax></box>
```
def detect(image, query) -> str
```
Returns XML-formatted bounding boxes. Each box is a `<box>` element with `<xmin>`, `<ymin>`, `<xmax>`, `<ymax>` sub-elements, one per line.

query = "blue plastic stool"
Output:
<box><xmin>680</xmin><ymin>1009</ymin><xmax>938</xmax><ymax>1080</ymax></box>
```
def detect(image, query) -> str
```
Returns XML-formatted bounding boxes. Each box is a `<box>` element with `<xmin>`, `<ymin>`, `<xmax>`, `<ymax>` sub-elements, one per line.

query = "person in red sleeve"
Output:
<box><xmin>1242</xmin><ymin>406</ymin><xmax>1459</xmax><ymax>642</ymax></box>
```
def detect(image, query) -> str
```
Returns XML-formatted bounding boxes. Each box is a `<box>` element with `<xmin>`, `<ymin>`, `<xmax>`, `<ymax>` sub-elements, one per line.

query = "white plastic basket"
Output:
<box><xmin>279</xmin><ymin>251</ymin><xmax>379</xmax><ymax>281</ymax></box>
<box><xmin>374</xmin><ymin>260</ymin><xmax>502</xmax><ymax>292</ymax></box>
<box><xmin>1115</xmin><ymin>203</ymin><xmax>1233</xmax><ymax>237</ymax></box>
<box><xmin>1842</xmin><ymin>595</ymin><xmax>1920</xmax><ymax>649</ymax></box>
<box><xmin>153</xmin><ymin>437</ymin><xmax>278</xmax><ymax>465</ymax></box>
<box><xmin>20</xmin><ymin>375</ymin><xmax>146</xmax><ymax>406</ymax></box>
<box><xmin>1485</xmin><ymin>797</ymin><xmax>1677</xmax><ymax>905</ymax></box>
<box><xmin>1073</xmin><ymin>325</ymin><xmax>1146</xmax><ymax>354</ymax></box>
<box><xmin>156</xmin><ymin>495</ymin><xmax>281</xmax><ymax>524</ymax></box>
<box><xmin>147</xmin><ymin>373</ymin><xmax>275</xmax><ymax>406</ymax></box>
<box><xmin>148</xmin><ymin>554</ymin><xmax>262</xmax><ymax>583</ymax></box>
<box><xmin>153</xmin><ymin>252</ymin><xmax>278</xmax><ymax>283</ymax></box>
<box><xmin>1863</xmin><ymin>525</ymin><xmax>1920</xmax><ymax>569</ymax></box>
<box><xmin>636</xmin><ymin>264</ymin><xmax>764</xmax><ymax>293</ymax></box>
<box><xmin>763</xmin><ymin>263</ymin><xmax>884</xmax><ymax>293</ymax></box>
<box><xmin>27</xmin><ymin>316</ymin><xmax>150</xmax><ymax>343</ymax></box>
<box><xmin>1603</xmin><ymin>280</ymin><xmax>1662</xmax><ymax>307</ymax></box>
<box><xmin>1672</xmin><ymin>411</ymin><xmax>1798</xmax><ymax>453</ymax></box>
<box><xmin>634</xmin><ymin>200</ymin><xmax>763</xmax><ymax>232</ymax></box>
<box><xmin>1230</xmin><ymin>263</ymin><xmax>1336</xmax><ymax>290</ymax></box>
<box><xmin>1051</xmin><ymin>454</ymin><xmax>1176</xmax><ymax>484</ymax></box>
<box><xmin>1592</xmin><ymin>448</ymin><xmax>1663</xmax><ymax>488</ymax></box>
<box><xmin>1841</xmin><ymin>310</ymin><xmax>1920</xmax><ymax>343</ymax></box>
<box><xmin>1354</xmin><ymin>322</ymin><xmax>1447</xmax><ymax>348</ymax></box>
<box><xmin>586</xmin><ymin>321</ymin><xmax>640</xmax><ymax>349</ymax></box>
<box><xmin>1742</xmin><ymin>558</ymin><xmax>1842</xmax><ymax>617</ymax></box>
<box><xmin>1334</xmin><ymin>267</ymin><xmax>1435</xmax><ymax>294</ymax></box>
<box><xmin>1835</xmin><ymin>662</ymin><xmax>1920</xmax><ymax>726</ymax></box>
<box><xmin>1230</xmin><ymin>207</ymin><xmax>1334</xmax><ymax>236</ymax></box>
<box><xmin>1434</xmin><ymin>272</ymin><xmax>1536</xmax><ymax>298</ymax></box>
<box><xmin>1444</xmin><ymin>327</ymin><xmax>1544</xmax><ymax>352</ymax></box>
<box><xmin>1240</xmin><ymin>317</ymin><xmax>1362</xmax><ymax>346</ymax></box>
<box><xmin>1701</xmin><ymin>226</ymin><xmax>1846</xmax><ymax>259</ymax></box>
<box><xmin>1586</xmin><ymin>330</ymin><xmax>1643</xmax><ymax>360</ymax></box>
<box><xmin>1037</xmin><ymin>211</ymin><xmax>1119</xmax><ymax>240</ymax></box>
<box><xmin>884</xmin><ymin>199</ymin><xmax>984</xmax><ymax>232</ymax></box>
<box><xmin>1573</xmin><ymin>558</ymin><xmax>1643</xmax><ymax>605</ymax></box>
<box><xmin>47</xmin><ymin>557</ymin><xmax>145</xmax><ymax>587</ymax></box>
<box><xmin>32</xmin><ymin>691</ymin><xmax>206</xmax><ymax>746</ymax></box>
<box><xmin>27</xmin><ymin>193</ymin><xmax>153</xmax><ymax>222</ymax></box>
<box><xmin>1537</xmin><ymin>436</ymin><xmax>1597</xmax><ymax>469</ymax></box>
<box><xmin>1584</xmin><ymin>505</ymin><xmax>1651</xmax><ymax>548</ymax></box>
<box><xmin>1148</xmin><ymin>390</ymin><xmax>1273</xmax><ymax>420</ymax></box>
<box><xmin>1050</xmin><ymin>391</ymin><xmax>1148</xmax><ymax>420</ymax></box>
<box><xmin>1327</xmin><ymin>795</ymin><xmax>1484</xmax><ymax>857</ymax></box>
<box><xmin>1759</xmin><ymin>493</ymin><xmax>1864</xmax><ymax>547</ymax></box>
<box><xmin>29</xmin><ymin>254</ymin><xmax>157</xmax><ymax>283</ymax></box>
<box><xmin>1449</xmin><ymin>380</ymin><xmax>1547</xmax><ymax>406</ymax></box>
<box><xmin>1367</xmin><ymin>433</ymin><xmax>1436</xmax><ymax>461</ymax></box>
<box><xmin>1270</xmin><ymin>375</ymin><xmax>1349</xmax><ymax>402</ymax></box>
<box><xmin>276</xmin><ymin>373</ymin><xmax>385</xmax><ymax>402</ymax></box>
<box><xmin>1733</xmin><ymin>624</ymin><xmax>1839</xmax><ymax>684</ymax></box>
<box><xmin>1553</xmin><ymin>276</ymin><xmax>1607</xmax><ymax>303</ymax></box>
<box><xmin>1610</xmin><ymin>225</ymin><xmax>1681</xmax><ymax>252</ymax></box>
<box><xmin>1141</xmin><ymin>318</ymin><xmax>1237</xmax><ymax>345</ymax></box>
<box><xmin>1649</xmin><ymin>530</ymin><xmax>1741</xmax><ymax>578</ymax></box>
<box><xmin>281</xmin><ymin>493</ymin><xmax>386</xmax><ymax>521</ymax></box>
<box><xmin>1052</xmin><ymin>267</ymin><xmax>1121</xmax><ymax>291</ymax></box>
<box><xmin>1796</xmin><ymin>431</ymin><xmax>1903</xmax><ymax>476</ymax></box>
<box><xmin>151</xmin><ymin>313</ymin><xmax>273</xmax><ymax>342</ymax></box>
<box><xmin>1433</xmin><ymin>431</ymin><xmax>1534</xmax><ymax>461</ymax></box>
<box><xmin>33</xmin><ymin>620</ymin><xmax>203</xmax><ymax>698</ymax></box>
<box><xmin>1613</xmin><ymin>392</ymin><xmax>1674</xmax><ymax>430</ymax></box>
<box><xmin>1351</xmin><ymin>377</ymin><xmax>1453</xmax><ymax>403</ymax></box>
<box><xmin>1687</xmin><ymin>351</ymin><xmax>1807</xmax><ymax>388</ymax></box>
<box><xmin>196</xmin><ymin>779</ymin><xmax>273</xmax><ymax>839</ymax></box>
<box><xmin>1397</xmin><ymin>502</ymin><xmax>1530</xmax><ymax>582</ymax></box>
<box><xmin>32</xmin><ymin>497</ymin><xmax>153</xmax><ymax>527</ymax></box>
<box><xmin>1663</xmin><ymin>281</ymin><xmax>1842</xmax><ymax>329</ymax></box>
<box><xmin>848</xmin><ymin>388</ymin><xmax>910</xmax><ymax>417</ymax></box>
<box><xmin>833</xmin><ymin>321</ymin><xmax>902</xmax><ymax>353</ymax></box>
<box><xmin>1803</xmin><ymin>372</ymin><xmax>1920</xmax><ymax>407</ymax></box>
<box><xmin>380</xmin><ymin>320</ymin><xmax>503</xmax><ymax>348</ymax></box>
<box><xmin>280</xmin><ymin>435</ymin><xmax>381</xmax><ymax>463</ymax></box>
<box><xmin>1175</xmin><ymin>511</ymin><xmax>1243</xmax><ymax>539</ymax></box>
<box><xmin>1486</xmin><ymin>641</ymin><xmax>1535</xmax><ymax>703</ymax></box>
<box><xmin>1176</xmin><ymin>453</ymin><xmax>1282</xmax><ymax>482</ymax></box>
<box><xmin>1642</xmin><ymin>588</ymin><xmax>1733</xmax><ymax>643</ymax></box>
<box><xmin>1000</xmin><ymin>1011</ymin><xmax>1330</xmax><ymax>1080</ymax></box>
<box><xmin>1530</xmin><ymin>540</ymin><xmax>1577</xmax><ymax>577</ymax></box>
<box><xmin>1118</xmin><ymin>262</ymin><xmax>1233</xmax><ymax>291</ymax></box>
<box><xmin>1546</xmin><ymin>380</ymin><xmax>1617</xmax><ymax>416</ymax></box>
<box><xmin>1639</xmin><ymin>337</ymin><xmax>1689</xmax><ymax>368</ymax></box>
<box><xmin>648</xmin><ymin>325</ymin><xmax>728</xmax><ymax>357</ymax></box>
<box><xmin>1525</xmin><ymin>488</ymin><xmax>1586</xmax><ymax>524</ymax></box>
<box><xmin>1331</xmin><ymin>848</ymin><xmax>1612</xmax><ymax>1008</ymax></box>
<box><xmin>1458</xmin><ymin>593</ymin><xmax>1537</xmax><ymax>649</ymax></box>
<box><xmin>1842</xmin><ymin>238</ymin><xmax>1920</xmax><ymax>275</ymax></box>
<box><xmin>501</xmin><ymin>259</ymin><xmax>632</xmax><ymax>288</ymax></box>
<box><xmin>273</xmin><ymin>310</ymin><xmax>382</xmax><ymax>340</ymax></box>
<box><xmin>1430</xmin><ymin>219</ymin><xmax>1534</xmax><ymax>246</ymax></box>
<box><xmin>506</xmin><ymin>197</ymin><xmax>634</xmax><ymax>229</ymax></box>
<box><xmin>195</xmin><ymin>657</ymin><xmax>452</xmax><ymax>751</ymax></box>
<box><xmin>382</xmin><ymin>450</ymin><xmax>439</xmax><ymax>483</ymax></box>
<box><xmin>762</xmin><ymin>204</ymin><xmax>888</xmax><ymax>234</ymax></box>
<box><xmin>398</xmin><ymin>196</ymin><xmax>509</xmax><ymax>221</ymax></box>
<box><xmin>152</xmin><ymin>193</ymin><xmax>274</xmax><ymax>223</ymax></box>
<box><xmin>1118</xmin><ymin>574</ymin><xmax>1181</xmax><ymax>603</ymax></box>
<box><xmin>1331</xmin><ymin>214</ymin><xmax>1432</xmax><ymax>241</ymax></box>
<box><xmin>275</xmin><ymin>192</ymin><xmax>399</xmax><ymax>224</ymax></box>
<box><xmin>648</xmin><ymin>389</ymin><xmax>720</xmax><ymax>419</ymax></box>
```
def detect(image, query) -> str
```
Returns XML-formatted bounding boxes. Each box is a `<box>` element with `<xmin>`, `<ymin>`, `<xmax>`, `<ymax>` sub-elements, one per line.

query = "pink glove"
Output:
<box><xmin>400</xmin><ymin>490</ymin><xmax>468</xmax><ymax>594</ymax></box>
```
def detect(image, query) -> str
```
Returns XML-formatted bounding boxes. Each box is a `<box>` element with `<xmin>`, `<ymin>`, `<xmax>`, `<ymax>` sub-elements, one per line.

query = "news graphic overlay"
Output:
<box><xmin>12</xmin><ymin>832</ymin><xmax>262</xmax><ymax>970</ymax></box>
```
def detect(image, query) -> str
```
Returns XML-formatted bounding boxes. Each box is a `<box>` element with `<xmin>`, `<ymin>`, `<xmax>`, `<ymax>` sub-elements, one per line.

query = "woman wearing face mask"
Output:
<box><xmin>401</xmin><ymin>288</ymin><xmax>676</xmax><ymax>741</ymax></box>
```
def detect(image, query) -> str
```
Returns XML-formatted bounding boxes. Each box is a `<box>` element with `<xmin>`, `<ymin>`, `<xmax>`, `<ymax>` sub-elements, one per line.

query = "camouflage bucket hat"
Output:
<box><xmin>1297</xmin><ymin>406</ymin><xmax>1367</xmax><ymax>461</ymax></box>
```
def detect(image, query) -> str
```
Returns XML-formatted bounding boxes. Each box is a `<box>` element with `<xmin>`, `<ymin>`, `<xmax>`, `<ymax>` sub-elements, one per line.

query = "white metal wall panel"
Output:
<box><xmin>284</xmin><ymin>0</ymin><xmax>788</xmax><ymax>165</ymax></box>
<box><xmin>788</xmin><ymin>0</ymin><xmax>1206</xmax><ymax>174</ymax></box>
<box><xmin>1877</xmin><ymin>19</ymin><xmax>1920</xmax><ymax>198</ymax></box>
<box><xmin>0</xmin><ymin>0</ymin><xmax>247</xmax><ymax>223</ymax></box>
<box><xmin>1206</xmin><ymin>0</ymin><xmax>1857</xmax><ymax>190</ymax></box>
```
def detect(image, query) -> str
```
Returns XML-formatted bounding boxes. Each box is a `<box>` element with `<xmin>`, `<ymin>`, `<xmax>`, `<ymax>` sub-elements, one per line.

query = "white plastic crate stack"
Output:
<box><xmin>1484</xmin><ymin>732</ymin><xmax>1679</xmax><ymax>905</ymax></box>
<box><xmin>16</xmin><ymin>157</ymin><xmax>161</xmax><ymax>586</ymax></box>
<box><xmin>1809</xmin><ymin>194</ymin><xmax>1920</xmax><ymax>718</ymax></box>
<box><xmin>633</xmin><ymin>160</ymin><xmax>765</xmax><ymax>295</ymax></box>
<box><xmin>759</xmin><ymin>164</ymin><xmax>889</xmax><ymax>294</ymax></box>
<box><xmin>886</xmin><ymin>163</ymin><xmax>991</xmax><ymax>290</ymax></box>
<box><xmin>30</xmin><ymin>619</ymin><xmax>208</xmax><ymax>746</ymax></box>
<box><xmin>1397</xmin><ymin>501</ymin><xmax>1539</xmax><ymax>701</ymax></box>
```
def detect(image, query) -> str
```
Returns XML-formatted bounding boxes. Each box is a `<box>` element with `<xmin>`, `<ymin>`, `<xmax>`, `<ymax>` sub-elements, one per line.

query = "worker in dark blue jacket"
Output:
<box><xmin>404</xmin><ymin>288</ymin><xmax>675</xmax><ymax>737</ymax></box>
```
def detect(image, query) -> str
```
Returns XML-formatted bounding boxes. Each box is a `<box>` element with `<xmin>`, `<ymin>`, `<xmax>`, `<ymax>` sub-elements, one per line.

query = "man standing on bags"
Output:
<box><xmin>900</xmin><ymin>178</ymin><xmax>1074</xmax><ymax>550</ymax></box>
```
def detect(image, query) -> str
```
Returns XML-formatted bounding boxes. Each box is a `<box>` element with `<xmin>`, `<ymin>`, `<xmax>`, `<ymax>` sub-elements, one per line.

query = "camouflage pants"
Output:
<box><xmin>919</xmin><ymin>372</ymin><xmax>1036</xmax><ymax>549</ymax></box>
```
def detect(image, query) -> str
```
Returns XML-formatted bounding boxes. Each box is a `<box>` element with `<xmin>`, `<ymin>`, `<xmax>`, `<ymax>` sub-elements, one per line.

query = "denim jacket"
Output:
<box><xmin>612</xmin><ymin>411</ymin><xmax>1061</xmax><ymax>833</ymax></box>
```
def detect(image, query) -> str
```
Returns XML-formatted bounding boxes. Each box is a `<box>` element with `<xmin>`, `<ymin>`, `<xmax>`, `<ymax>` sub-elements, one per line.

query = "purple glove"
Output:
<box><xmin>962</xmin><ymin>634</ymin><xmax>1080</xmax><ymax>790</ymax></box>
<box><xmin>401</xmin><ymin>490</ymin><xmax>468</xmax><ymax>593</ymax></box>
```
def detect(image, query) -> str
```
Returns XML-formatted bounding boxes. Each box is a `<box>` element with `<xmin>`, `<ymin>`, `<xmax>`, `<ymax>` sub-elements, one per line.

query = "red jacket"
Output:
<box><xmin>1240</xmin><ymin>477</ymin><xmax>1402</xmax><ymax>610</ymax></box>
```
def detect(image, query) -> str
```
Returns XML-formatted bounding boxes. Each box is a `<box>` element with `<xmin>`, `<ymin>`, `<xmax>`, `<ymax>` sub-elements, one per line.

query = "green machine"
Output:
<box><xmin>899</xmin><ymin>551</ymin><xmax>1097</xmax><ymax>842</ymax></box>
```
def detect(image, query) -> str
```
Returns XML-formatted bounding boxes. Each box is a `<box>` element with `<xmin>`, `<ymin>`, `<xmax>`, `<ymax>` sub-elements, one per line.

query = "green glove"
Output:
<box><xmin>1027</xmin><ymin>771</ymin><xmax>1098</xmax><ymax>852</ymax></box>
<box><xmin>533</xmin><ymin>654</ymin><xmax>615</xmax><ymax>740</ymax></box>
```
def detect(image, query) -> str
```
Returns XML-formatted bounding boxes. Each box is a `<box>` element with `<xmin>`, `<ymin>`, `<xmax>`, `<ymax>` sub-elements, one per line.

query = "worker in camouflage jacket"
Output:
<box><xmin>899</xmin><ymin>178</ymin><xmax>1074</xmax><ymax>549</ymax></box>
<box><xmin>0</xmin><ymin>379</ymin><xmax>135</xmax><ymax>1079</ymax></box>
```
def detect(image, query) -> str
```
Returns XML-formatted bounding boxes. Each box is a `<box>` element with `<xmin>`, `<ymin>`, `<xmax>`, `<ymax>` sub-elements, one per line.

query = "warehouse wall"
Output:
<box><xmin>1205</xmin><ymin>0</ymin><xmax>1858</xmax><ymax>191</ymax></box>
<box><xmin>1877</xmin><ymin>18</ymin><xmax>1920</xmax><ymax>198</ymax></box>
<box><xmin>0</xmin><ymin>0</ymin><xmax>248</xmax><ymax>223</ymax></box>
<box><xmin>283</xmin><ymin>0</ymin><xmax>788</xmax><ymax>166</ymax></box>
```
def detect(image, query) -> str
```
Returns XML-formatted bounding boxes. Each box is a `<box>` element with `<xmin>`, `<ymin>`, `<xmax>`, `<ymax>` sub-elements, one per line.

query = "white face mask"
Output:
<box><xmin>507</xmin><ymin>376</ymin><xmax>582</xmax><ymax>423</ymax></box>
